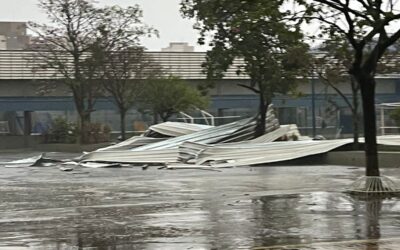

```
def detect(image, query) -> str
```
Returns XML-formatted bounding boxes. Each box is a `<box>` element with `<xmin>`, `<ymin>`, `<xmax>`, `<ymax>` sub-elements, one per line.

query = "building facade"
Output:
<box><xmin>0</xmin><ymin>50</ymin><xmax>399</xmax><ymax>137</ymax></box>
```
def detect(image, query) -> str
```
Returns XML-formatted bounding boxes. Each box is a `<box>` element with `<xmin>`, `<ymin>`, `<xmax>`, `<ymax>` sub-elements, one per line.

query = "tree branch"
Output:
<box><xmin>237</xmin><ymin>83</ymin><xmax>260</xmax><ymax>94</ymax></box>
<box><xmin>318</xmin><ymin>72</ymin><xmax>354</xmax><ymax>110</ymax></box>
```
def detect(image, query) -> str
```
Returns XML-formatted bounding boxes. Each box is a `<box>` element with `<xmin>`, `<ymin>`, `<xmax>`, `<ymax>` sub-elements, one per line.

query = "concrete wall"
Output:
<box><xmin>0</xmin><ymin>79</ymin><xmax>71</xmax><ymax>97</ymax></box>
<box><xmin>297</xmin><ymin>78</ymin><xmax>398</xmax><ymax>95</ymax></box>
<box><xmin>0</xmin><ymin>77</ymin><xmax>398</xmax><ymax>99</ymax></box>
<box><xmin>325</xmin><ymin>151</ymin><xmax>400</xmax><ymax>168</ymax></box>
<box><xmin>0</xmin><ymin>135</ymin><xmax>42</xmax><ymax>149</ymax></box>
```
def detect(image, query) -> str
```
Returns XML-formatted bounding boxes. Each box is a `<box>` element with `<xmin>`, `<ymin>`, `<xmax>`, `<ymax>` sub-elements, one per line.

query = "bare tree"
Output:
<box><xmin>30</xmin><ymin>0</ymin><xmax>155</xmax><ymax>143</ymax></box>
<box><xmin>96</xmin><ymin>48</ymin><xmax>160</xmax><ymax>140</ymax></box>
<box><xmin>87</xmin><ymin>5</ymin><xmax>157</xmax><ymax>140</ymax></box>
<box><xmin>30</xmin><ymin>0</ymin><xmax>102</xmax><ymax>143</ymax></box>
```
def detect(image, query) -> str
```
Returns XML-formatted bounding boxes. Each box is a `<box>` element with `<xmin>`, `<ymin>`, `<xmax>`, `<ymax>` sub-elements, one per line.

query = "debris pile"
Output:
<box><xmin>78</xmin><ymin>106</ymin><xmax>281</xmax><ymax>165</ymax></box>
<box><xmin>77</xmin><ymin>106</ymin><xmax>320</xmax><ymax>168</ymax></box>
<box><xmin>3</xmin><ymin>106</ymin><xmax>400</xmax><ymax>170</ymax></box>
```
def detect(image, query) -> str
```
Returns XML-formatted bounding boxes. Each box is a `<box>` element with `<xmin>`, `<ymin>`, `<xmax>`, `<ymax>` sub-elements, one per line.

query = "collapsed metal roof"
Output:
<box><xmin>4</xmin><ymin>105</ymin><xmax>400</xmax><ymax>169</ymax></box>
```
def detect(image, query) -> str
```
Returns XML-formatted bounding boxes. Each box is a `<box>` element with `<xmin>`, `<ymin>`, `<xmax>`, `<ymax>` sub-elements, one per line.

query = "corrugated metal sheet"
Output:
<box><xmin>376</xmin><ymin>135</ymin><xmax>400</xmax><ymax>146</ymax></box>
<box><xmin>79</xmin><ymin>148</ymin><xmax>179</xmax><ymax>164</ymax></box>
<box><xmin>95</xmin><ymin>137</ymin><xmax>165</xmax><ymax>152</ymax></box>
<box><xmin>0</xmin><ymin>50</ymin><xmax>248</xmax><ymax>80</ymax></box>
<box><xmin>193</xmin><ymin>139</ymin><xmax>354</xmax><ymax>167</ymax></box>
<box><xmin>143</xmin><ymin>122</ymin><xmax>213</xmax><ymax>138</ymax></box>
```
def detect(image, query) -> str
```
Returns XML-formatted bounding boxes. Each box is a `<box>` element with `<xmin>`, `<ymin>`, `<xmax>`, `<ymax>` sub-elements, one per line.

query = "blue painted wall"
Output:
<box><xmin>1</xmin><ymin>93</ymin><xmax>400</xmax><ymax>112</ymax></box>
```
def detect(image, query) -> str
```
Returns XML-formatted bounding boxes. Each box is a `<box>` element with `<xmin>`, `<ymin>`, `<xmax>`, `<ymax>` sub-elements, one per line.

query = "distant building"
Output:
<box><xmin>0</xmin><ymin>35</ymin><xmax>7</xmax><ymax>50</ymax></box>
<box><xmin>161</xmin><ymin>42</ymin><xmax>195</xmax><ymax>52</ymax></box>
<box><xmin>0</xmin><ymin>22</ymin><xmax>30</xmax><ymax>50</ymax></box>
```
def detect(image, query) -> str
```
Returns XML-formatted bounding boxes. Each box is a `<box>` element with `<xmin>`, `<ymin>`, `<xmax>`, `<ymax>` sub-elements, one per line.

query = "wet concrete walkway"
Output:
<box><xmin>0</xmin><ymin>151</ymin><xmax>400</xmax><ymax>249</ymax></box>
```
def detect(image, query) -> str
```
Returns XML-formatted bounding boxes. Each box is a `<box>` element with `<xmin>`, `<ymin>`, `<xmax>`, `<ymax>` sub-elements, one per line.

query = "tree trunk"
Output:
<box><xmin>255</xmin><ymin>91</ymin><xmax>268</xmax><ymax>138</ymax></box>
<box><xmin>161</xmin><ymin>113</ymin><xmax>169</xmax><ymax>122</ymax></box>
<box><xmin>358</xmin><ymin>76</ymin><xmax>380</xmax><ymax>176</ymax></box>
<box><xmin>120</xmin><ymin>111</ymin><xmax>126</xmax><ymax>141</ymax></box>
<box><xmin>153</xmin><ymin>112</ymin><xmax>159</xmax><ymax>124</ymax></box>
<box><xmin>71</xmin><ymin>84</ymin><xmax>92</xmax><ymax>144</ymax></box>
<box><xmin>79</xmin><ymin>111</ymin><xmax>91</xmax><ymax>144</ymax></box>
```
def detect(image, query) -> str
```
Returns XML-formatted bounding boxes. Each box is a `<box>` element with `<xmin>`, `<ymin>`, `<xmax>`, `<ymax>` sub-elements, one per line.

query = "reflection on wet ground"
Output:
<box><xmin>0</xmin><ymin>152</ymin><xmax>400</xmax><ymax>249</ymax></box>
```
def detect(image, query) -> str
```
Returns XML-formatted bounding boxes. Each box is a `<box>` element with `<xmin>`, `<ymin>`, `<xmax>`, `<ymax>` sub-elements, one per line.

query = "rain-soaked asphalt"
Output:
<box><xmin>0</xmin><ymin>151</ymin><xmax>400</xmax><ymax>249</ymax></box>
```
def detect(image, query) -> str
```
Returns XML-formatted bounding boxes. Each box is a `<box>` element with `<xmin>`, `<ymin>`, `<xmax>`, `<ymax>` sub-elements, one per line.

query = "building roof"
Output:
<box><xmin>0</xmin><ymin>50</ymin><xmax>247</xmax><ymax>80</ymax></box>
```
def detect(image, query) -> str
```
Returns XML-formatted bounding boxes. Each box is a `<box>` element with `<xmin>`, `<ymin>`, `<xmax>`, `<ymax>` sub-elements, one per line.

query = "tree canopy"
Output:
<box><xmin>181</xmin><ymin>0</ymin><xmax>310</xmax><ymax>136</ymax></box>
<box><xmin>141</xmin><ymin>76</ymin><xmax>209</xmax><ymax>123</ymax></box>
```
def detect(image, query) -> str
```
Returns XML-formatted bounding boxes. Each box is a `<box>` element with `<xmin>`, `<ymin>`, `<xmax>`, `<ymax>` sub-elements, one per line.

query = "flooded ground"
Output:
<box><xmin>0</xmin><ymin>151</ymin><xmax>400</xmax><ymax>249</ymax></box>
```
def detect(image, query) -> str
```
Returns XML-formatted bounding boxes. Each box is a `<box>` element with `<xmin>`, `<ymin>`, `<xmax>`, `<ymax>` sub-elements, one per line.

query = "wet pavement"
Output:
<box><xmin>0</xmin><ymin>151</ymin><xmax>400</xmax><ymax>249</ymax></box>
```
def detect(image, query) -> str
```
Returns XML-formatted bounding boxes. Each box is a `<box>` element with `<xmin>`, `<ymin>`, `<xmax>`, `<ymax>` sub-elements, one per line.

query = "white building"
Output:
<box><xmin>0</xmin><ymin>22</ymin><xmax>30</xmax><ymax>50</ymax></box>
<box><xmin>161</xmin><ymin>42</ymin><xmax>195</xmax><ymax>52</ymax></box>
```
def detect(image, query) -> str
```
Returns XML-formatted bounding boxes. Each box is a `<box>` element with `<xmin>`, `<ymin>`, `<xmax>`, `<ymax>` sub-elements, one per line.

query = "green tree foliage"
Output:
<box><xmin>46</xmin><ymin>117</ymin><xmax>77</xmax><ymax>143</ymax></box>
<box><xmin>181</xmin><ymin>0</ymin><xmax>310</xmax><ymax>137</ymax></box>
<box><xmin>141</xmin><ymin>76</ymin><xmax>209</xmax><ymax>123</ymax></box>
<box><xmin>306</xmin><ymin>0</ymin><xmax>400</xmax><ymax>176</ymax></box>
<box><xmin>30</xmin><ymin>0</ymin><xmax>154</xmax><ymax>143</ymax></box>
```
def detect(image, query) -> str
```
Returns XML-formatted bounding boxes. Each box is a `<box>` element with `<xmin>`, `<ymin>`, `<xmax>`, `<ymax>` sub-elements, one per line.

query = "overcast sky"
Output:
<box><xmin>0</xmin><ymin>0</ymin><xmax>203</xmax><ymax>51</ymax></box>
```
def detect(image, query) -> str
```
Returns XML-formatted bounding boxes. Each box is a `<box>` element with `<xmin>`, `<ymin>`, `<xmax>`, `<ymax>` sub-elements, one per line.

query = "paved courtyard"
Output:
<box><xmin>0</xmin><ymin>151</ymin><xmax>400</xmax><ymax>249</ymax></box>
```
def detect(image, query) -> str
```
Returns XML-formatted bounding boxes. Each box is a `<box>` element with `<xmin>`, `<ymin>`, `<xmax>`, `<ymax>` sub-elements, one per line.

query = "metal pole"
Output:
<box><xmin>380</xmin><ymin>106</ymin><xmax>384</xmax><ymax>135</ymax></box>
<box><xmin>311</xmin><ymin>77</ymin><xmax>316</xmax><ymax>137</ymax></box>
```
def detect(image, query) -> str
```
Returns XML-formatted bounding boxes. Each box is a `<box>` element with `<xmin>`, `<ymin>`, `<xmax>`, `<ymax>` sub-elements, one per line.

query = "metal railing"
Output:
<box><xmin>177</xmin><ymin>111</ymin><xmax>241</xmax><ymax>126</ymax></box>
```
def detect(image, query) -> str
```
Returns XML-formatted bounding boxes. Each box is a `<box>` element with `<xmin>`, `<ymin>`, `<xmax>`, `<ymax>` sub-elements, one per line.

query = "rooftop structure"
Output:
<box><xmin>161</xmin><ymin>42</ymin><xmax>195</xmax><ymax>52</ymax></box>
